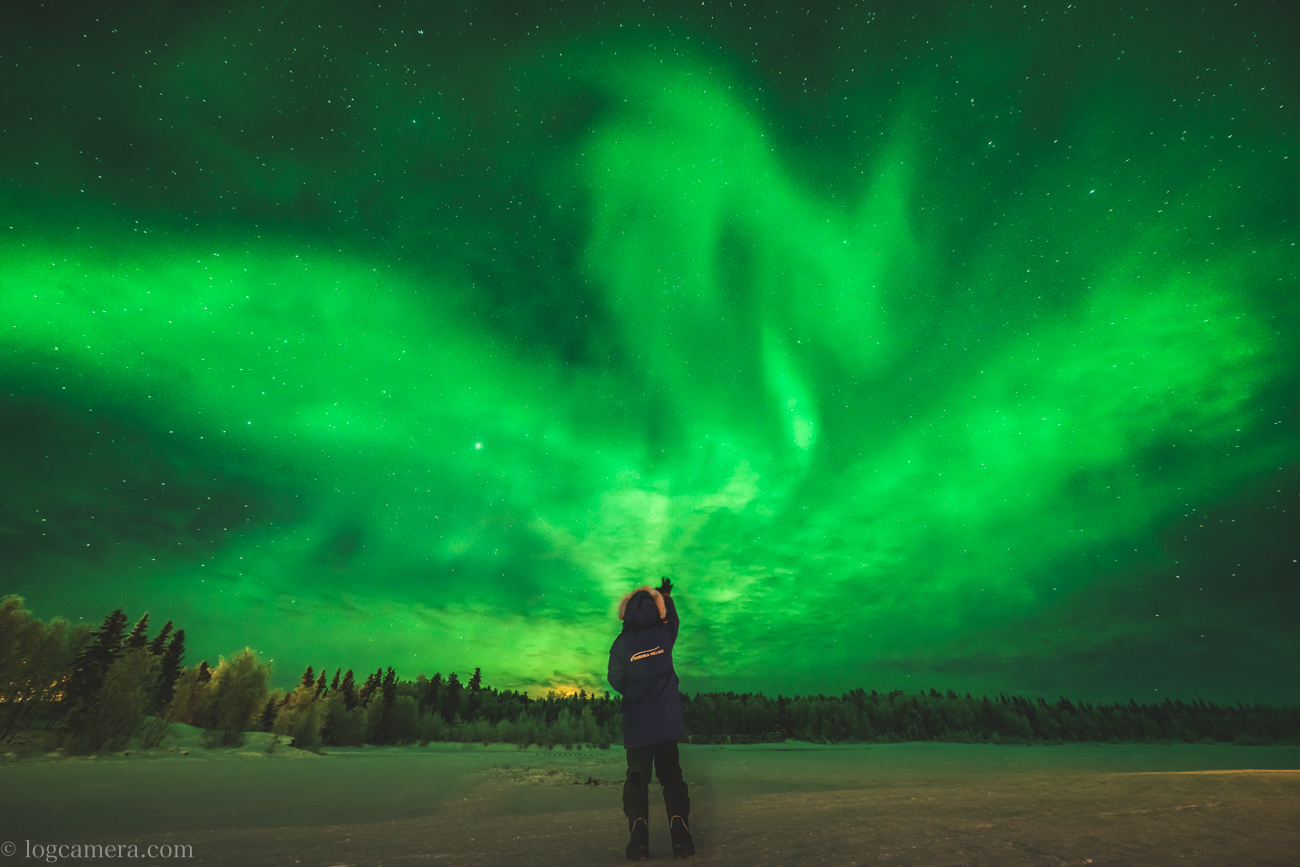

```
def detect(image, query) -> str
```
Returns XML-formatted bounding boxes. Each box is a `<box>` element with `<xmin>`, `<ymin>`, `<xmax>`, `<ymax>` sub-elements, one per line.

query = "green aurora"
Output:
<box><xmin>2</xmin><ymin>1</ymin><xmax>1297</xmax><ymax>702</ymax></box>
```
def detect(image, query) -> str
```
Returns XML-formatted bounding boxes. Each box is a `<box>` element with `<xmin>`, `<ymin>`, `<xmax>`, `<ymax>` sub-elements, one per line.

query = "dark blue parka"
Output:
<box><xmin>608</xmin><ymin>587</ymin><xmax>685</xmax><ymax>749</ymax></box>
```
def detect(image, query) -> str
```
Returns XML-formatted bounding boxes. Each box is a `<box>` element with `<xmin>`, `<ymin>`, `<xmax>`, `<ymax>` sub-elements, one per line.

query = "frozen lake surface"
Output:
<box><xmin>4</xmin><ymin>734</ymin><xmax>1298</xmax><ymax>865</ymax></box>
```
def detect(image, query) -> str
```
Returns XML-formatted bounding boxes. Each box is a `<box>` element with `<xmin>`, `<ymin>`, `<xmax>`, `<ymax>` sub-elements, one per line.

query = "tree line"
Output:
<box><xmin>681</xmin><ymin>688</ymin><xmax>1300</xmax><ymax>746</ymax></box>
<box><xmin>0</xmin><ymin>597</ymin><xmax>623</xmax><ymax>753</ymax></box>
<box><xmin>3</xmin><ymin>597</ymin><xmax>1298</xmax><ymax>753</ymax></box>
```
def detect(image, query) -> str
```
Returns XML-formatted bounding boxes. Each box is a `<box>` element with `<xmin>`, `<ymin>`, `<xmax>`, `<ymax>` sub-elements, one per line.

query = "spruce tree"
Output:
<box><xmin>466</xmin><ymin>668</ymin><xmax>484</xmax><ymax>717</ymax></box>
<box><xmin>422</xmin><ymin>673</ymin><xmax>443</xmax><ymax>714</ymax></box>
<box><xmin>341</xmin><ymin>670</ymin><xmax>357</xmax><ymax>709</ymax></box>
<box><xmin>315</xmin><ymin>671</ymin><xmax>327</xmax><ymax>697</ymax></box>
<box><xmin>357</xmin><ymin>669</ymin><xmax>380</xmax><ymax>706</ymax></box>
<box><xmin>300</xmin><ymin>666</ymin><xmax>315</xmax><ymax>690</ymax></box>
<box><xmin>148</xmin><ymin>621</ymin><xmax>173</xmax><ymax>656</ymax></box>
<box><xmin>197</xmin><ymin>661</ymin><xmax>212</xmax><ymax>683</ymax></box>
<box><xmin>258</xmin><ymin>695</ymin><xmax>279</xmax><ymax>731</ymax></box>
<box><xmin>61</xmin><ymin>608</ymin><xmax>129</xmax><ymax>723</ymax></box>
<box><xmin>373</xmin><ymin>667</ymin><xmax>397</xmax><ymax>744</ymax></box>
<box><xmin>382</xmin><ymin>668</ymin><xmax>397</xmax><ymax>710</ymax></box>
<box><xmin>331</xmin><ymin>668</ymin><xmax>341</xmax><ymax>692</ymax></box>
<box><xmin>125</xmin><ymin>614</ymin><xmax>150</xmax><ymax>650</ymax></box>
<box><xmin>443</xmin><ymin>673</ymin><xmax>462</xmax><ymax>723</ymax></box>
<box><xmin>153</xmin><ymin>629</ymin><xmax>185</xmax><ymax>714</ymax></box>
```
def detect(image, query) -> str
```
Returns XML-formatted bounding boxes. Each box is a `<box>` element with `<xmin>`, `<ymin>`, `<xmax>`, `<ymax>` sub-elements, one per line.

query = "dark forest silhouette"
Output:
<box><xmin>3</xmin><ymin>597</ymin><xmax>1298</xmax><ymax>754</ymax></box>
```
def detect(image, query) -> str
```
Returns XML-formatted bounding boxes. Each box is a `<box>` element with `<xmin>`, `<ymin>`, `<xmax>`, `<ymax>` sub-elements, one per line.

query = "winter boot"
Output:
<box><xmin>625</xmin><ymin>817</ymin><xmax>649</xmax><ymax>861</ymax></box>
<box><xmin>669</xmin><ymin>815</ymin><xmax>695</xmax><ymax>858</ymax></box>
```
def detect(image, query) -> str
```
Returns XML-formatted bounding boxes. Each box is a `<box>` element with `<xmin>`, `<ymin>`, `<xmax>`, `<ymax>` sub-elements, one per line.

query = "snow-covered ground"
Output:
<box><xmin>3</xmin><ymin>728</ymin><xmax>1298</xmax><ymax>865</ymax></box>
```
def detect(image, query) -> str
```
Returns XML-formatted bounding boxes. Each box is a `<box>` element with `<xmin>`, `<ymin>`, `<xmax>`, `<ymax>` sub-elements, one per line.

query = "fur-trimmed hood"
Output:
<box><xmin>618</xmin><ymin>586</ymin><xmax>667</xmax><ymax>622</ymax></box>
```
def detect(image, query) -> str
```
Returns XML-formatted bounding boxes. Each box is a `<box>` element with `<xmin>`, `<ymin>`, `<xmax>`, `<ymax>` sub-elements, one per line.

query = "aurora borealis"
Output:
<box><xmin>2</xmin><ymin>0</ymin><xmax>1296</xmax><ymax>703</ymax></box>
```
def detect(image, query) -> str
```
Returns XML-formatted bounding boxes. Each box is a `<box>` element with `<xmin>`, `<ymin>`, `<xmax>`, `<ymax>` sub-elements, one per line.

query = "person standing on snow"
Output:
<box><xmin>608</xmin><ymin>577</ymin><xmax>695</xmax><ymax>860</ymax></box>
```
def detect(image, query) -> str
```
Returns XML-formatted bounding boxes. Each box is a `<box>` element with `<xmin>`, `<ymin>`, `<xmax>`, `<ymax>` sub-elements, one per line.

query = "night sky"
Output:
<box><xmin>2</xmin><ymin>0</ymin><xmax>1297</xmax><ymax>703</ymax></box>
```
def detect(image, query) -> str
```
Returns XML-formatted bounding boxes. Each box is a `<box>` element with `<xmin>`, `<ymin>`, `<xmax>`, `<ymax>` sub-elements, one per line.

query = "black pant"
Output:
<box><xmin>624</xmin><ymin>739</ymin><xmax>691</xmax><ymax>830</ymax></box>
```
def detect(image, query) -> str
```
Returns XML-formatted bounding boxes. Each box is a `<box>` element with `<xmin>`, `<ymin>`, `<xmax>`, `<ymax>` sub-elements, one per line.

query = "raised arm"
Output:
<box><xmin>663</xmin><ymin>595</ymin><xmax>680</xmax><ymax>643</ymax></box>
<box><xmin>658</xmin><ymin>577</ymin><xmax>680</xmax><ymax>643</ymax></box>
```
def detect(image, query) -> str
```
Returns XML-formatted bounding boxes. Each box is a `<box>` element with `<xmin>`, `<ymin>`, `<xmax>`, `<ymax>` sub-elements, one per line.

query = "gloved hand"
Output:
<box><xmin>657</xmin><ymin>576</ymin><xmax>673</xmax><ymax>597</ymax></box>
